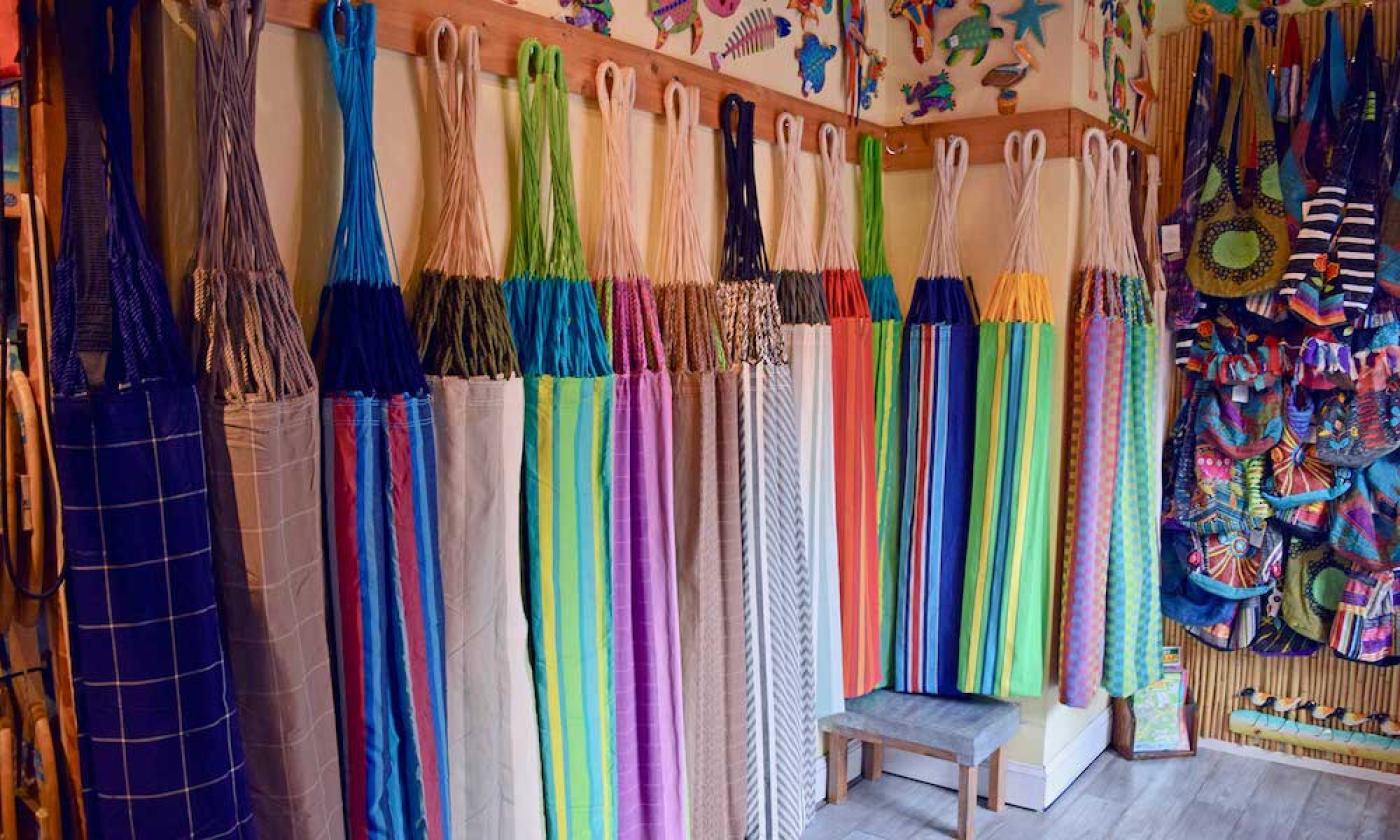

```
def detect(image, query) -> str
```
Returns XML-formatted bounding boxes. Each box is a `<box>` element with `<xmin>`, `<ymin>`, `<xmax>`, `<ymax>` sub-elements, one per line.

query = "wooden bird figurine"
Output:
<box><xmin>981</xmin><ymin>41</ymin><xmax>1037</xmax><ymax>89</ymax></box>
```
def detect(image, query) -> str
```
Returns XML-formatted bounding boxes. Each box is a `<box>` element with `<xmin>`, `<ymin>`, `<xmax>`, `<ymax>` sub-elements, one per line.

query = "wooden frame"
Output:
<box><xmin>823</xmin><ymin>727</ymin><xmax>1007</xmax><ymax>840</ymax></box>
<box><xmin>261</xmin><ymin>0</ymin><xmax>1150</xmax><ymax>168</ymax></box>
<box><xmin>1109</xmin><ymin>694</ymin><xmax>1199</xmax><ymax>761</ymax></box>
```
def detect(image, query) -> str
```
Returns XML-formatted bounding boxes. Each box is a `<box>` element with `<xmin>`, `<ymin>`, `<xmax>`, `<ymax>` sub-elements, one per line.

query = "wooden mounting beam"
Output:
<box><xmin>257</xmin><ymin>0</ymin><xmax>1154</xmax><ymax>167</ymax></box>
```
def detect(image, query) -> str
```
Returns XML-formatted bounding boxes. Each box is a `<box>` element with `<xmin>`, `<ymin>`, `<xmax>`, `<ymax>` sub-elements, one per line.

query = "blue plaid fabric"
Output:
<box><xmin>55</xmin><ymin>384</ymin><xmax>254</xmax><ymax>839</ymax></box>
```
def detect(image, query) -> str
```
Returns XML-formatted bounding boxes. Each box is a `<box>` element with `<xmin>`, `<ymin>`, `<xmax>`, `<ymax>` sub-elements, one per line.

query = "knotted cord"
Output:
<box><xmin>772</xmin><ymin>113</ymin><xmax>827</xmax><ymax>325</ymax></box>
<box><xmin>984</xmin><ymin>129</ymin><xmax>1051</xmax><ymax>324</ymax></box>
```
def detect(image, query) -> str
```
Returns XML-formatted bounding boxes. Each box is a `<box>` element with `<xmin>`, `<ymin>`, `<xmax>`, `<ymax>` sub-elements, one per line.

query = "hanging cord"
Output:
<box><xmin>818</xmin><ymin>124</ymin><xmax>858</xmax><ymax>272</ymax></box>
<box><xmin>719</xmin><ymin>94</ymin><xmax>769</xmax><ymax>283</ymax></box>
<box><xmin>985</xmin><ymin>129</ymin><xmax>1051</xmax><ymax>324</ymax></box>
<box><xmin>857</xmin><ymin>134</ymin><xmax>890</xmax><ymax>280</ymax></box>
<box><xmin>1142</xmin><ymin>154</ymin><xmax>1165</xmax><ymax>295</ymax></box>
<box><xmin>1110</xmin><ymin>140</ymin><xmax>1148</xmax><ymax>326</ymax></box>
<box><xmin>591</xmin><ymin>60</ymin><xmax>665</xmax><ymax>374</ymax></box>
<box><xmin>189</xmin><ymin>0</ymin><xmax>317</xmax><ymax>404</ymax></box>
<box><xmin>653</xmin><ymin>81</ymin><xmax>722</xmax><ymax>373</ymax></box>
<box><xmin>773</xmin><ymin>113</ymin><xmax>817</xmax><ymax>274</ymax></box>
<box><xmin>1077</xmin><ymin>128</ymin><xmax>1112</xmax><ymax>321</ymax></box>
<box><xmin>507</xmin><ymin>39</ymin><xmax>547</xmax><ymax>281</ymax></box>
<box><xmin>915</xmin><ymin>136</ymin><xmax>968</xmax><ymax>281</ymax></box>
<box><xmin>413</xmin><ymin>21</ymin><xmax>518</xmax><ymax>378</ymax></box>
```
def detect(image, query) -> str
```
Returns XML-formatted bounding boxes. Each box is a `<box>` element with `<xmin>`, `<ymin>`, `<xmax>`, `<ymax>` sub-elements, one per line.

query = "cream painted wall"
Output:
<box><xmin>151</xmin><ymin>0</ymin><xmax>1110</xmax><ymax>775</ymax></box>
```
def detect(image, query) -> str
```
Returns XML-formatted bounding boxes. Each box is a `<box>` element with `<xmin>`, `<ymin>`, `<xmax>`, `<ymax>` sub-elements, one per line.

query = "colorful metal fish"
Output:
<box><xmin>940</xmin><ymin>3</ymin><xmax>1005</xmax><ymax>66</ymax></box>
<box><xmin>790</xmin><ymin>0</ymin><xmax>824</xmax><ymax>30</ymax></box>
<box><xmin>888</xmin><ymin>0</ymin><xmax>954</xmax><ymax>63</ymax></box>
<box><xmin>1139</xmin><ymin>0</ymin><xmax>1155</xmax><ymax>34</ymax></box>
<box><xmin>796</xmin><ymin>32</ymin><xmax>839</xmax><ymax>96</ymax></box>
<box><xmin>901</xmin><ymin>69</ymin><xmax>954</xmax><ymax>121</ymax></box>
<box><xmin>1113</xmin><ymin>2</ymin><xmax>1132</xmax><ymax>46</ymax></box>
<box><xmin>559</xmin><ymin>0</ymin><xmax>614</xmax><ymax>34</ymax></box>
<box><xmin>1109</xmin><ymin>53</ymin><xmax>1129</xmax><ymax>130</ymax></box>
<box><xmin>859</xmin><ymin>48</ymin><xmax>887</xmax><ymax>111</ymax></box>
<box><xmin>711</xmin><ymin>8</ymin><xmax>792</xmax><ymax>70</ymax></box>
<box><xmin>651</xmin><ymin>0</ymin><xmax>704</xmax><ymax>54</ymax></box>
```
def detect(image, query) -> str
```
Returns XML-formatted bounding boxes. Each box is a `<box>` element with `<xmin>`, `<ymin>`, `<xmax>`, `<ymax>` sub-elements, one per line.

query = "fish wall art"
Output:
<box><xmin>711</xmin><ymin>7</ymin><xmax>792</xmax><ymax>70</ymax></box>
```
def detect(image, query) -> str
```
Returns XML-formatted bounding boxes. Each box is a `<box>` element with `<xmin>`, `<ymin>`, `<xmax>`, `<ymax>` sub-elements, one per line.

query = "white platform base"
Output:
<box><xmin>808</xmin><ymin>706</ymin><xmax>1112</xmax><ymax>812</ymax></box>
<box><xmin>1199</xmin><ymin>737</ymin><xmax>1400</xmax><ymax>787</ymax></box>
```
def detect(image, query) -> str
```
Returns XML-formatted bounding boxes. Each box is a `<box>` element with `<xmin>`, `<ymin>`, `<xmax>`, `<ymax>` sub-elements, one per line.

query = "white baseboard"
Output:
<box><xmin>1198</xmin><ymin>738</ymin><xmax>1400</xmax><ymax>787</ymax></box>
<box><xmin>808</xmin><ymin>707</ymin><xmax>1112</xmax><ymax>812</ymax></box>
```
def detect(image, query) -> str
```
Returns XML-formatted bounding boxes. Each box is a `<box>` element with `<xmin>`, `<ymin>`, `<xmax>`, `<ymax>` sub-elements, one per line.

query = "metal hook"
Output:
<box><xmin>885</xmin><ymin>139</ymin><xmax>908</xmax><ymax>156</ymax></box>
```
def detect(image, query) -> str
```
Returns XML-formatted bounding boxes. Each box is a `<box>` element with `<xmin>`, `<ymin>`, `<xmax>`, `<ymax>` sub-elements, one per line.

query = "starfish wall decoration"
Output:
<box><xmin>1001</xmin><ymin>0</ymin><xmax>1062</xmax><ymax>47</ymax></box>
<box><xmin>1130</xmin><ymin>49</ymin><xmax>1156</xmax><ymax>134</ymax></box>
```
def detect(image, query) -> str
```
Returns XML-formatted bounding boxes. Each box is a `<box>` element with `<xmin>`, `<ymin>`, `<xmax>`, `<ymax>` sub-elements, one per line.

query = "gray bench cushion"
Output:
<box><xmin>819</xmin><ymin>690</ymin><xmax>1019</xmax><ymax>766</ymax></box>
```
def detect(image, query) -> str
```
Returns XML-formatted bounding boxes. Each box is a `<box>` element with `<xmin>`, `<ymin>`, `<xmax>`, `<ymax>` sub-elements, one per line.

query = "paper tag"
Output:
<box><xmin>947</xmin><ymin>34</ymin><xmax>960</xmax><ymax>48</ymax></box>
<box><xmin>1160</xmin><ymin>223</ymin><xmax>1182</xmax><ymax>256</ymax></box>
<box><xmin>1232</xmin><ymin>383</ymin><xmax>1249</xmax><ymax>403</ymax></box>
<box><xmin>1248</xmin><ymin>527</ymin><xmax>1265</xmax><ymax>548</ymax></box>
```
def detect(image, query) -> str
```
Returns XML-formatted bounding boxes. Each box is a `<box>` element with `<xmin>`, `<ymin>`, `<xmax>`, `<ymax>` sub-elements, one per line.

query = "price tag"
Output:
<box><xmin>1232</xmin><ymin>384</ymin><xmax>1249</xmax><ymax>403</ymax></box>
<box><xmin>1160</xmin><ymin>223</ymin><xmax>1182</xmax><ymax>256</ymax></box>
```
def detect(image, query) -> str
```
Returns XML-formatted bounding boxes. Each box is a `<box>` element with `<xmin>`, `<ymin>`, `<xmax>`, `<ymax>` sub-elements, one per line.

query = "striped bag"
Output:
<box><xmin>502</xmin><ymin>42</ymin><xmax>618</xmax><ymax>840</ymax></box>
<box><xmin>958</xmin><ymin>131</ymin><xmax>1055</xmax><ymax>698</ymax></box>
<box><xmin>52</xmin><ymin>2</ymin><xmax>254</xmax><ymax>834</ymax></box>
<box><xmin>894</xmin><ymin>136</ymin><xmax>977</xmax><ymax>697</ymax></box>
<box><xmin>314</xmin><ymin>5</ymin><xmax>450</xmax><ymax>837</ymax></box>
<box><xmin>858</xmin><ymin>135</ymin><xmax>905</xmax><ymax>683</ymax></box>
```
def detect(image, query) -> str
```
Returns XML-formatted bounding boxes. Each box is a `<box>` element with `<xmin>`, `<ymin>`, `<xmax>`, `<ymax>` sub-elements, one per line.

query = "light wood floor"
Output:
<box><xmin>802</xmin><ymin>747</ymin><xmax>1400</xmax><ymax>839</ymax></box>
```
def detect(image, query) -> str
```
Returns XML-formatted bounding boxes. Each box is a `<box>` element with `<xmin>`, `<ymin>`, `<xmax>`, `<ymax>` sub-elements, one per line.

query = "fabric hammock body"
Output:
<box><xmin>52</xmin><ymin>1</ymin><xmax>254</xmax><ymax>836</ymax></box>
<box><xmin>589</xmin><ymin>62</ymin><xmax>686</xmax><ymax>840</ymax></box>
<box><xmin>313</xmin><ymin>6</ymin><xmax>450</xmax><ymax>838</ymax></box>
<box><xmin>652</xmin><ymin>82</ymin><xmax>747</xmax><ymax>839</ymax></box>
<box><xmin>820</xmin><ymin>126</ymin><xmax>883</xmax><ymax>698</ymax></box>
<box><xmin>502</xmin><ymin>43</ymin><xmax>618</xmax><ymax>840</ymax></box>
<box><xmin>859</xmin><ymin>136</ymin><xmax>905</xmax><ymax>683</ymax></box>
<box><xmin>959</xmin><ymin>131</ymin><xmax>1055</xmax><ymax>698</ymax></box>
<box><xmin>894</xmin><ymin>137</ymin><xmax>977</xmax><ymax>696</ymax></box>
<box><xmin>774</xmin><ymin>114</ymin><xmax>844</xmax><ymax>721</ymax></box>
<box><xmin>409</xmin><ymin>23</ymin><xmax>542</xmax><ymax>840</ymax></box>
<box><xmin>716</xmin><ymin>94</ymin><xmax>814</xmax><ymax>840</ymax></box>
<box><xmin>1058</xmin><ymin>134</ymin><xmax>1126</xmax><ymax>708</ymax></box>
<box><xmin>186</xmin><ymin>2</ymin><xmax>345</xmax><ymax>837</ymax></box>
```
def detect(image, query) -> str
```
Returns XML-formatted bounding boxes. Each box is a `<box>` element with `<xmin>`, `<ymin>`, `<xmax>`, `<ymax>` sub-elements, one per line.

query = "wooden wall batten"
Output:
<box><xmin>1156</xmin><ymin>4</ymin><xmax>1400</xmax><ymax>771</ymax></box>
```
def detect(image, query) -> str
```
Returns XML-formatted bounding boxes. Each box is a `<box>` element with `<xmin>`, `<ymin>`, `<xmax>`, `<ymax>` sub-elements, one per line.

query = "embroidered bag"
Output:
<box><xmin>1281</xmin><ymin>537</ymin><xmax>1346</xmax><ymax>643</ymax></box>
<box><xmin>1188</xmin><ymin>25</ymin><xmax>1291</xmax><ymax>298</ymax></box>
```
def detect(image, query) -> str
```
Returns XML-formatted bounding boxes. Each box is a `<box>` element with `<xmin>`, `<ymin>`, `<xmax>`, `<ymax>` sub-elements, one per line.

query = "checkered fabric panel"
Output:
<box><xmin>55</xmin><ymin>381</ymin><xmax>253</xmax><ymax>840</ymax></box>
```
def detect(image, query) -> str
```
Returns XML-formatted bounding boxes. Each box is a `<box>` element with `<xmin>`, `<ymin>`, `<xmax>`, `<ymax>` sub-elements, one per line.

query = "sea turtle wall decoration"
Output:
<box><xmin>940</xmin><ymin>3</ymin><xmax>1005</xmax><ymax>66</ymax></box>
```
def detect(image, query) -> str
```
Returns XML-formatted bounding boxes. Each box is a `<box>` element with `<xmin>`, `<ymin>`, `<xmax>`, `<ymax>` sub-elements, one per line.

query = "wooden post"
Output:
<box><xmin>957</xmin><ymin>763</ymin><xmax>977</xmax><ymax>840</ymax></box>
<box><xmin>826</xmin><ymin>733</ymin><xmax>849</xmax><ymax>804</ymax></box>
<box><xmin>987</xmin><ymin>748</ymin><xmax>1006</xmax><ymax>812</ymax></box>
<box><xmin>861</xmin><ymin>740</ymin><xmax>884</xmax><ymax>782</ymax></box>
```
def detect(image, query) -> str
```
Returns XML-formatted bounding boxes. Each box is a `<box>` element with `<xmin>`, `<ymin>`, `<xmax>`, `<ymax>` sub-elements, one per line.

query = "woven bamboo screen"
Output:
<box><xmin>1156</xmin><ymin>5</ymin><xmax>1400</xmax><ymax>769</ymax></box>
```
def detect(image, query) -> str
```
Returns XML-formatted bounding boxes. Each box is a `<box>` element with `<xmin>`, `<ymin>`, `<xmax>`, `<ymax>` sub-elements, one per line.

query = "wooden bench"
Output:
<box><xmin>819</xmin><ymin>690</ymin><xmax>1020</xmax><ymax>840</ymax></box>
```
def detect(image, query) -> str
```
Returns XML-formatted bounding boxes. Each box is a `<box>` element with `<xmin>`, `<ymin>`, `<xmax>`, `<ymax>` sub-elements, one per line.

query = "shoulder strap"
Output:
<box><xmin>508</xmin><ymin>39</ymin><xmax>547</xmax><ymax>279</ymax></box>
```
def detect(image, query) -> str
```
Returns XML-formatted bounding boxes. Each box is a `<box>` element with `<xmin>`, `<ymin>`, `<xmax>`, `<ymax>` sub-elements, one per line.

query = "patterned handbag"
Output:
<box><xmin>1264</xmin><ymin>389</ymin><xmax>1347</xmax><ymax>539</ymax></box>
<box><xmin>1313</xmin><ymin>387</ymin><xmax>1400</xmax><ymax>467</ymax></box>
<box><xmin>1189</xmin><ymin>523</ymin><xmax>1284</xmax><ymax>600</ymax></box>
<box><xmin>1281</xmin><ymin>537</ymin><xmax>1347</xmax><ymax>643</ymax></box>
<box><xmin>1198</xmin><ymin>380</ymin><xmax>1284</xmax><ymax>459</ymax></box>
<box><xmin>1187</xmin><ymin>25</ymin><xmax>1291</xmax><ymax>298</ymax></box>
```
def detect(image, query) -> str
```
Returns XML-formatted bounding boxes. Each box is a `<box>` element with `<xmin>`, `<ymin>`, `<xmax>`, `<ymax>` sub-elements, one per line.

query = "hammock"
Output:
<box><xmin>186</xmin><ymin>1</ymin><xmax>343</xmax><ymax>835</ymax></box>
<box><xmin>501</xmin><ymin>41</ymin><xmax>617</xmax><ymax>840</ymax></box>
<box><xmin>893</xmin><ymin>136</ymin><xmax>977</xmax><ymax>697</ymax></box>
<box><xmin>820</xmin><ymin>125</ymin><xmax>882</xmax><ymax>698</ymax></box>
<box><xmin>409</xmin><ymin>21</ymin><xmax>541</xmax><ymax>840</ymax></box>
<box><xmin>716</xmin><ymin>94</ymin><xmax>813</xmax><ymax>840</ymax></box>
<box><xmin>652</xmin><ymin>82</ymin><xmax>746</xmax><ymax>840</ymax></box>
<box><xmin>52</xmin><ymin>0</ymin><xmax>253</xmax><ymax>834</ymax></box>
<box><xmin>589</xmin><ymin>61</ymin><xmax>686</xmax><ymax>840</ymax></box>
<box><xmin>312</xmin><ymin>4</ymin><xmax>449</xmax><ymax>837</ymax></box>
<box><xmin>774</xmin><ymin>114</ymin><xmax>844</xmax><ymax>721</ymax></box>
<box><xmin>957</xmin><ymin>130</ymin><xmax>1054</xmax><ymax>698</ymax></box>
<box><xmin>858</xmin><ymin>134</ymin><xmax>904</xmax><ymax>684</ymax></box>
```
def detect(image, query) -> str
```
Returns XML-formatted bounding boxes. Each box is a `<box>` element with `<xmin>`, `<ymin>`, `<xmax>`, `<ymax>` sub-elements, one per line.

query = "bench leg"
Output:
<box><xmin>861</xmin><ymin>741</ymin><xmax>884</xmax><ymax>782</ymax></box>
<box><xmin>957</xmin><ymin>763</ymin><xmax>977</xmax><ymax>840</ymax></box>
<box><xmin>987</xmin><ymin>748</ymin><xmax>1006</xmax><ymax>812</ymax></box>
<box><xmin>826</xmin><ymin>734</ymin><xmax>849</xmax><ymax>804</ymax></box>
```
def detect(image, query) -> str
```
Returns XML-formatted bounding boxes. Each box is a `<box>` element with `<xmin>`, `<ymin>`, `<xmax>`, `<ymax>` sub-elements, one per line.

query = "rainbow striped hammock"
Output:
<box><xmin>894</xmin><ymin>137</ymin><xmax>977</xmax><ymax>696</ymax></box>
<box><xmin>502</xmin><ymin>42</ymin><xmax>617</xmax><ymax>840</ymax></box>
<box><xmin>314</xmin><ymin>4</ymin><xmax>450</xmax><ymax>837</ymax></box>
<box><xmin>958</xmin><ymin>130</ymin><xmax>1055</xmax><ymax>698</ymax></box>
<box><xmin>409</xmin><ymin>21</ymin><xmax>542</xmax><ymax>840</ymax></box>
<box><xmin>590</xmin><ymin>62</ymin><xmax>686</xmax><ymax>840</ymax></box>
<box><xmin>859</xmin><ymin>135</ymin><xmax>906</xmax><ymax>682</ymax></box>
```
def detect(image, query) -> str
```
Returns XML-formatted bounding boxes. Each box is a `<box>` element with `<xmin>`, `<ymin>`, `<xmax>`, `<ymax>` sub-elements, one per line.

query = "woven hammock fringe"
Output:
<box><xmin>985</xmin><ymin>271</ymin><xmax>1053</xmax><ymax>324</ymax></box>
<box><xmin>413</xmin><ymin>269</ymin><xmax>519</xmax><ymax>379</ymax></box>
<box><xmin>775</xmin><ymin>270</ymin><xmax>828</xmax><ymax>326</ymax></box>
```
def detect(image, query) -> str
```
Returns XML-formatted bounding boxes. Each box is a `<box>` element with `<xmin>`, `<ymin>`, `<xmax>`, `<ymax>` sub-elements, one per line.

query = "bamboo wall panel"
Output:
<box><xmin>1156</xmin><ymin>5</ymin><xmax>1400</xmax><ymax>772</ymax></box>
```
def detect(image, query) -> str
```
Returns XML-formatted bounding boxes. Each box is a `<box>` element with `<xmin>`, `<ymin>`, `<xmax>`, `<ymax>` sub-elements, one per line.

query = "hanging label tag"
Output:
<box><xmin>1160</xmin><ymin>223</ymin><xmax>1182</xmax><ymax>256</ymax></box>
<box><xmin>1232</xmin><ymin>384</ymin><xmax>1249</xmax><ymax>403</ymax></box>
<box><xmin>1248</xmin><ymin>527</ymin><xmax>1265</xmax><ymax>548</ymax></box>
